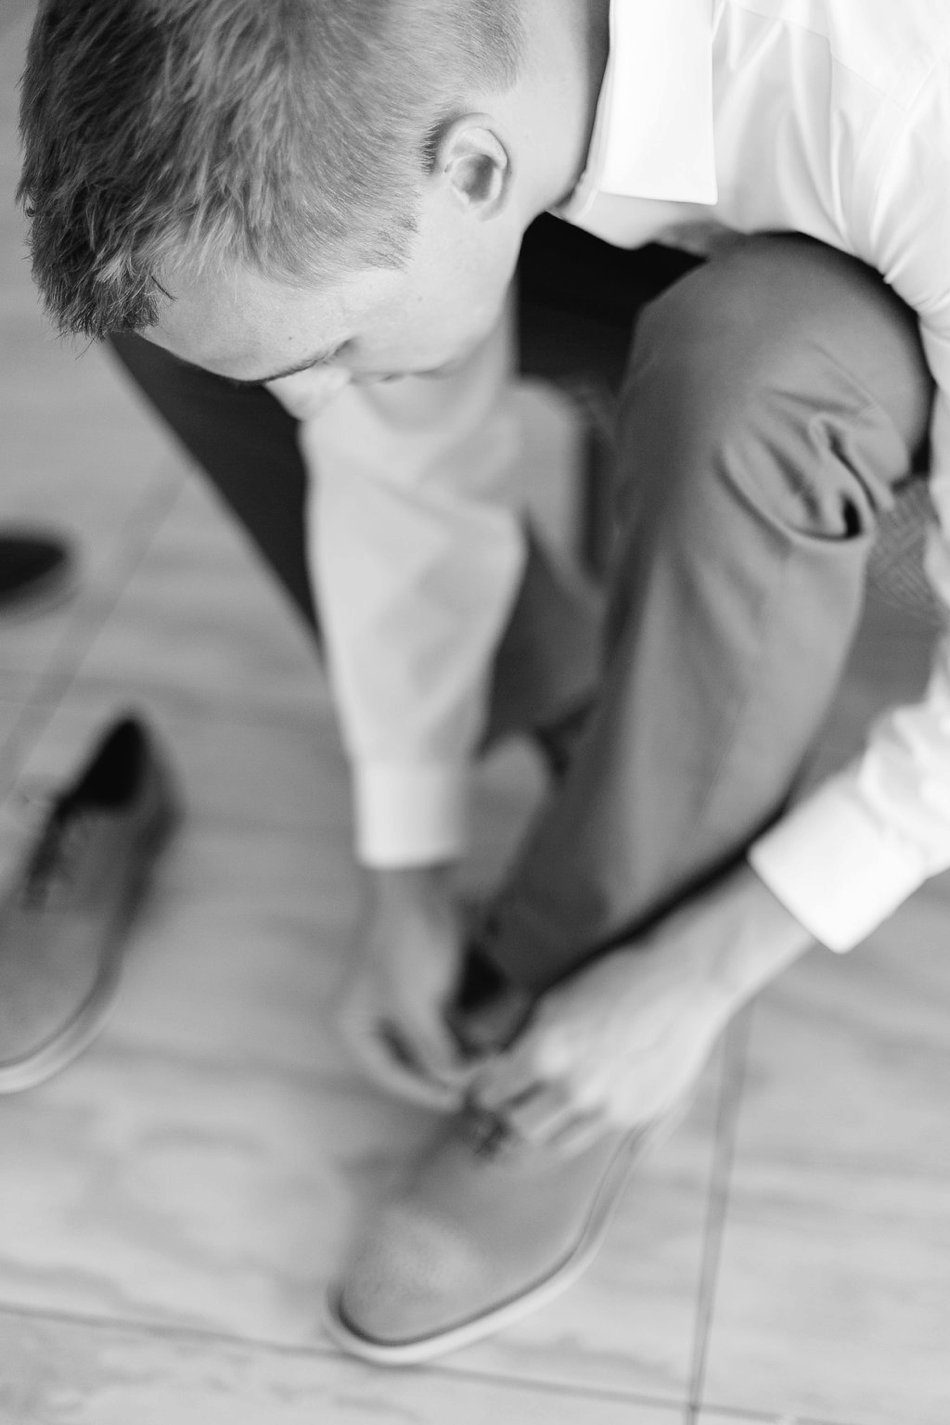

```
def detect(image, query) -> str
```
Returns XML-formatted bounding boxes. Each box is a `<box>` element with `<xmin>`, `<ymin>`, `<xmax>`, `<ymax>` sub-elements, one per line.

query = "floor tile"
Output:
<box><xmin>715</xmin><ymin>899</ymin><xmax>950</xmax><ymax>1178</ymax></box>
<box><xmin>0</xmin><ymin>0</ymin><xmax>35</xmax><ymax>39</ymax></box>
<box><xmin>0</xmin><ymin>682</ymin><xmax>50</xmax><ymax>750</ymax></box>
<box><xmin>700</xmin><ymin>902</ymin><xmax>950</xmax><ymax>1425</ymax></box>
<box><xmin>0</xmin><ymin>317</ymin><xmax>184</xmax><ymax>698</ymax></box>
<box><xmin>0</xmin><ymin>475</ymin><xmax>181</xmax><ymax>751</ymax></box>
<box><xmin>66</xmin><ymin>473</ymin><xmax>328</xmax><ymax>723</ymax></box>
<box><xmin>695</xmin><ymin>1416</ymin><xmax>801</xmax><ymax>1425</ymax></box>
<box><xmin>1</xmin><ymin>14</ymin><xmax>187</xmax><ymax>697</ymax></box>
<box><xmin>700</xmin><ymin>1162</ymin><xmax>949</xmax><ymax>1425</ymax></box>
<box><xmin>0</xmin><ymin>1313</ymin><xmax>686</xmax><ymax>1425</ymax></box>
<box><xmin>0</xmin><ymin>375</ymin><xmax>183</xmax><ymax>692</ymax></box>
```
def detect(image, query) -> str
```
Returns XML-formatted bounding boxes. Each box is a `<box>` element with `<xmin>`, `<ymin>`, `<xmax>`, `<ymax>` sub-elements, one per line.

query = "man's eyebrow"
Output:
<box><xmin>220</xmin><ymin>344</ymin><xmax>344</xmax><ymax>388</ymax></box>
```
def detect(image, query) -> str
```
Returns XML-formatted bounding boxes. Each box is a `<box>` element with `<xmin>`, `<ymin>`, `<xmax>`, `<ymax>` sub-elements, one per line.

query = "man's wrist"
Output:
<box><xmin>361</xmin><ymin>860</ymin><xmax>458</xmax><ymax>909</ymax></box>
<box><xmin>707</xmin><ymin>861</ymin><xmax>816</xmax><ymax>1013</ymax></box>
<box><xmin>353</xmin><ymin>762</ymin><xmax>470</xmax><ymax>868</ymax></box>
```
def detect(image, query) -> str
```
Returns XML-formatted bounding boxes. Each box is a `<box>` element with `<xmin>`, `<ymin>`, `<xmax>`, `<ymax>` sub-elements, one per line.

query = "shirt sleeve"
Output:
<box><xmin>749</xmin><ymin>69</ymin><xmax>950</xmax><ymax>950</ymax></box>
<box><xmin>295</xmin><ymin>309</ymin><xmax>527</xmax><ymax>868</ymax></box>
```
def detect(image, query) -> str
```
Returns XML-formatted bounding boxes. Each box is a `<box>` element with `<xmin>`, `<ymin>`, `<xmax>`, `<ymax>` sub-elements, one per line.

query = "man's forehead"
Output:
<box><xmin>153</xmin><ymin>262</ymin><xmax>357</xmax><ymax>379</ymax></box>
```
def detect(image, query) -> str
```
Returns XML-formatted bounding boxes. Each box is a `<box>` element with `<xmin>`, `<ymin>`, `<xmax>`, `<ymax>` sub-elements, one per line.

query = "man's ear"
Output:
<box><xmin>427</xmin><ymin>114</ymin><xmax>512</xmax><ymax>218</ymax></box>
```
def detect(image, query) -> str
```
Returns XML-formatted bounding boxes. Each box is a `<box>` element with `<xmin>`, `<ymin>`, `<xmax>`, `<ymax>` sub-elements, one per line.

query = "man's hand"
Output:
<box><xmin>334</xmin><ymin>863</ymin><xmax>475</xmax><ymax>1108</ymax></box>
<box><xmin>471</xmin><ymin>864</ymin><xmax>814</xmax><ymax>1154</ymax></box>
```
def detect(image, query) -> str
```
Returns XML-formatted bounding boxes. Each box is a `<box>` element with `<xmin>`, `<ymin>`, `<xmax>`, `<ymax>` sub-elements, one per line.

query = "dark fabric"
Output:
<box><xmin>518</xmin><ymin>216</ymin><xmax>700</xmax><ymax>391</ymax></box>
<box><xmin>108</xmin><ymin>331</ymin><xmax>320</xmax><ymax>634</ymax></box>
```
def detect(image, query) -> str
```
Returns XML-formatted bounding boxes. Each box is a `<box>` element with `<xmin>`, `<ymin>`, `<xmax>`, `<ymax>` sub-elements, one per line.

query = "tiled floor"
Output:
<box><xmin>1</xmin><ymin>10</ymin><xmax>948</xmax><ymax>1425</ymax></box>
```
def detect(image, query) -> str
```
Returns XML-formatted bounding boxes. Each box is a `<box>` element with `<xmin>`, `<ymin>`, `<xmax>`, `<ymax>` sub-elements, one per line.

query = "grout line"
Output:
<box><xmin>683</xmin><ymin>1022</ymin><xmax>878</xmax><ymax>1425</ymax></box>
<box><xmin>0</xmin><ymin>1300</ymin><xmax>865</xmax><ymax>1425</ymax></box>
<box><xmin>411</xmin><ymin>1365</ymin><xmax>687</xmax><ymax>1415</ymax></box>
<box><xmin>699</xmin><ymin>1402</ymin><xmax>865</xmax><ymax>1425</ymax></box>
<box><xmin>0</xmin><ymin>1299</ymin><xmax>346</xmax><ymax>1365</ymax></box>
<box><xmin>0</xmin><ymin>1300</ymin><xmax>692</xmax><ymax>1414</ymax></box>
<box><xmin>684</xmin><ymin>1004</ymin><xmax>755</xmax><ymax>1425</ymax></box>
<box><xmin>0</xmin><ymin>468</ymin><xmax>184</xmax><ymax>798</ymax></box>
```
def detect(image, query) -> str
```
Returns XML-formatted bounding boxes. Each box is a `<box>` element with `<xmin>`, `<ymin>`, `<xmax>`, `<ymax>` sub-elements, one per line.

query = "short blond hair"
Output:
<box><xmin>18</xmin><ymin>0</ymin><xmax>522</xmax><ymax>337</ymax></box>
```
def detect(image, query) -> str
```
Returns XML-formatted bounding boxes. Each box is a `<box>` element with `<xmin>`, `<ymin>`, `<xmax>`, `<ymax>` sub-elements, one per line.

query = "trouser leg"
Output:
<box><xmin>482</xmin><ymin>526</ymin><xmax>602</xmax><ymax>748</ymax></box>
<box><xmin>480</xmin><ymin>235</ymin><xmax>934</xmax><ymax>993</ymax></box>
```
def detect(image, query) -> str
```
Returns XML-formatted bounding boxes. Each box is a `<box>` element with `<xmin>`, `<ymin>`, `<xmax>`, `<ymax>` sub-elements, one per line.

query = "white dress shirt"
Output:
<box><xmin>300</xmin><ymin>0</ymin><xmax>950</xmax><ymax>951</ymax></box>
<box><xmin>299</xmin><ymin>305</ymin><xmax>527</xmax><ymax>867</ymax></box>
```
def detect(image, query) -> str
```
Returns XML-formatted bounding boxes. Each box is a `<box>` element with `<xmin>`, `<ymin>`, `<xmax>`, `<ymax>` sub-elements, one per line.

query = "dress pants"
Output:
<box><xmin>483</xmin><ymin>234</ymin><xmax>933</xmax><ymax>989</ymax></box>
<box><xmin>108</xmin><ymin>232</ymin><xmax>934</xmax><ymax>995</ymax></box>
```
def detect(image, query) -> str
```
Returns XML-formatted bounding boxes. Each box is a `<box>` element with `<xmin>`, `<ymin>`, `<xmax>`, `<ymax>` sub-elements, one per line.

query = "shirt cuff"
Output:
<box><xmin>748</xmin><ymin>772</ymin><xmax>930</xmax><ymax>952</ymax></box>
<box><xmin>353</xmin><ymin>761</ymin><xmax>470</xmax><ymax>868</ymax></box>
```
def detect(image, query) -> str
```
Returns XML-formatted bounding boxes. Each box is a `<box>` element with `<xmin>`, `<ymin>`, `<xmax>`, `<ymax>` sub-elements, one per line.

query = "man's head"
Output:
<box><xmin>19</xmin><ymin>0</ymin><xmax>599</xmax><ymax>402</ymax></box>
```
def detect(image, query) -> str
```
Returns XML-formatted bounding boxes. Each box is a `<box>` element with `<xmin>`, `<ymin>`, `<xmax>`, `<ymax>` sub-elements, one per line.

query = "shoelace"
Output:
<box><xmin>461</xmin><ymin>1099</ymin><xmax>517</xmax><ymax>1160</ymax></box>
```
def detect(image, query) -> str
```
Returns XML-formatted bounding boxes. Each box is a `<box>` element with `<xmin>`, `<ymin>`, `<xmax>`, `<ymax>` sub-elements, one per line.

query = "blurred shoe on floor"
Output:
<box><xmin>0</xmin><ymin>530</ymin><xmax>76</xmax><ymax>617</ymax></box>
<box><xmin>0</xmin><ymin>714</ymin><xmax>179</xmax><ymax>1093</ymax></box>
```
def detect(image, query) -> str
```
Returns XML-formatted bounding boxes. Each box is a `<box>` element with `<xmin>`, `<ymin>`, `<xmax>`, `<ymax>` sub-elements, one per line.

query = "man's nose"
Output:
<box><xmin>266</xmin><ymin>365</ymin><xmax>351</xmax><ymax>420</ymax></box>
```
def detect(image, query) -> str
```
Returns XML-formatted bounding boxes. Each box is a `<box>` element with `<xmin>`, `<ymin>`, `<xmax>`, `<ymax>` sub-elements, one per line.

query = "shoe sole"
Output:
<box><xmin>0</xmin><ymin>793</ymin><xmax>180</xmax><ymax>1095</ymax></box>
<box><xmin>322</xmin><ymin>1102</ymin><xmax>686</xmax><ymax>1365</ymax></box>
<box><xmin>0</xmin><ymin>948</ymin><xmax>126</xmax><ymax>1094</ymax></box>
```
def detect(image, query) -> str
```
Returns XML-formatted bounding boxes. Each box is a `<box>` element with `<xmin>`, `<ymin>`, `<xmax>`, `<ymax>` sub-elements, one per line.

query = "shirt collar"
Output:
<box><xmin>558</xmin><ymin>0</ymin><xmax>719</xmax><ymax>222</ymax></box>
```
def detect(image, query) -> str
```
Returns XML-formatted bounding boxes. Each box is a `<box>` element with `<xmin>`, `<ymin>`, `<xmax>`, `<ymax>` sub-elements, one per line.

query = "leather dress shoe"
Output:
<box><xmin>325</xmin><ymin>1103</ymin><xmax>681</xmax><ymax>1365</ymax></box>
<box><xmin>0</xmin><ymin>714</ymin><xmax>179</xmax><ymax>1093</ymax></box>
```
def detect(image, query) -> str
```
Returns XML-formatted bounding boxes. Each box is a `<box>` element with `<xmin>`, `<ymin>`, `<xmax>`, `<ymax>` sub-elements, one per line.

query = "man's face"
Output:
<box><xmin>150</xmin><ymin>183</ymin><xmax>523</xmax><ymax>419</ymax></box>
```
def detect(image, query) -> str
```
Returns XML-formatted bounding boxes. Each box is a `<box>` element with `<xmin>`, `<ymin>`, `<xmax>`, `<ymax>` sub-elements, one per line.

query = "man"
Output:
<box><xmin>15</xmin><ymin>0</ymin><xmax>950</xmax><ymax>1363</ymax></box>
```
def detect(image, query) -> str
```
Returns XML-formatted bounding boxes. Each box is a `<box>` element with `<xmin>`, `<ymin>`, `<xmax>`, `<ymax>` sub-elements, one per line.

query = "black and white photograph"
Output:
<box><xmin>0</xmin><ymin>2</ymin><xmax>948</xmax><ymax>1421</ymax></box>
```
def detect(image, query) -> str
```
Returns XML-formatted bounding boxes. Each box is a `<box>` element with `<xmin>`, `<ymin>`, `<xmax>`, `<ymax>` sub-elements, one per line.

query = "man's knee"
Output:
<box><xmin>619</xmin><ymin>235</ymin><xmax>934</xmax><ymax>537</ymax></box>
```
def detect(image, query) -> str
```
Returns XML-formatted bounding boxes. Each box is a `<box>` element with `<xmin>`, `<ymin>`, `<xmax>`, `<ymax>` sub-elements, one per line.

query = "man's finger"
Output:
<box><xmin>473</xmin><ymin>1043</ymin><xmax>545</xmax><ymax>1111</ymax></box>
<box><xmin>550</xmin><ymin>1114</ymin><xmax>609</xmax><ymax>1158</ymax></box>
<box><xmin>385</xmin><ymin>1017</ymin><xmax>480</xmax><ymax>1094</ymax></box>
<box><xmin>504</xmin><ymin>1085</ymin><xmax>574</xmax><ymax>1145</ymax></box>
<box><xmin>342</xmin><ymin>1013</ymin><xmax>463</xmax><ymax>1108</ymax></box>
